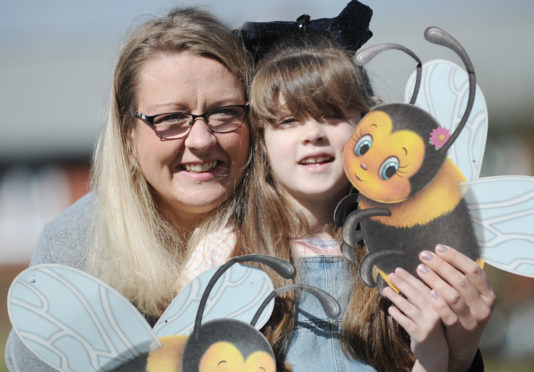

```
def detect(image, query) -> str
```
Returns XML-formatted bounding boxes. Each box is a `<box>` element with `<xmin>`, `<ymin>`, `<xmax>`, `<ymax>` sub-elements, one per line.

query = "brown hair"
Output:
<box><xmin>234</xmin><ymin>35</ymin><xmax>414</xmax><ymax>371</ymax></box>
<box><xmin>88</xmin><ymin>7</ymin><xmax>252</xmax><ymax>318</ymax></box>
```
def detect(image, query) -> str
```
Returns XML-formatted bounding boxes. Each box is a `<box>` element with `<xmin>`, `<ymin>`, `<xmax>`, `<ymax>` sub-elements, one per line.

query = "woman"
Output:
<box><xmin>5</xmin><ymin>7</ymin><xmax>252</xmax><ymax>371</ymax></box>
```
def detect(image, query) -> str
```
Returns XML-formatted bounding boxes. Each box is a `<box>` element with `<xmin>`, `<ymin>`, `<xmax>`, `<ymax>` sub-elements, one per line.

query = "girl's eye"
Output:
<box><xmin>278</xmin><ymin>117</ymin><xmax>297</xmax><ymax>127</ymax></box>
<box><xmin>379</xmin><ymin>156</ymin><xmax>399</xmax><ymax>180</ymax></box>
<box><xmin>354</xmin><ymin>134</ymin><xmax>372</xmax><ymax>156</ymax></box>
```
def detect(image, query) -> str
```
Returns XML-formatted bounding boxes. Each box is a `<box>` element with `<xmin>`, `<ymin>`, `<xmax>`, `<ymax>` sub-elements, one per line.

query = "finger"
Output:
<box><xmin>420</xmin><ymin>248</ymin><xmax>495</xmax><ymax>317</ymax></box>
<box><xmin>420</xmin><ymin>250</ymin><xmax>478</xmax><ymax>299</ymax></box>
<box><xmin>386</xmin><ymin>270</ymin><xmax>440</xmax><ymax>328</ymax></box>
<box><xmin>394</xmin><ymin>267</ymin><xmax>431</xmax><ymax>293</ymax></box>
<box><xmin>382</xmin><ymin>284</ymin><xmax>420</xmax><ymax>321</ymax></box>
<box><xmin>383</xmin><ymin>286</ymin><xmax>424</xmax><ymax>338</ymax></box>
<box><xmin>416</xmin><ymin>259</ymin><xmax>471</xmax><ymax>325</ymax></box>
<box><xmin>387</xmin><ymin>304</ymin><xmax>418</xmax><ymax>336</ymax></box>
<box><xmin>384</xmin><ymin>285</ymin><xmax>441</xmax><ymax>342</ymax></box>
<box><xmin>389</xmin><ymin>267</ymin><xmax>434</xmax><ymax>310</ymax></box>
<box><xmin>434</xmin><ymin>244</ymin><xmax>496</xmax><ymax>307</ymax></box>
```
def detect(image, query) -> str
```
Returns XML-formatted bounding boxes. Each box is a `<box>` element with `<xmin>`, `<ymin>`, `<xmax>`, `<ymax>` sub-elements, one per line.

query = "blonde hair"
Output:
<box><xmin>87</xmin><ymin>7</ymin><xmax>251</xmax><ymax>318</ymax></box>
<box><xmin>235</xmin><ymin>35</ymin><xmax>414</xmax><ymax>371</ymax></box>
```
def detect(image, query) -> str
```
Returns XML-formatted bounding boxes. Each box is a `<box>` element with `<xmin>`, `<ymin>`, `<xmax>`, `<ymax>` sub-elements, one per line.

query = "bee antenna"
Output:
<box><xmin>424</xmin><ymin>26</ymin><xmax>476</xmax><ymax>153</ymax></box>
<box><xmin>192</xmin><ymin>255</ymin><xmax>296</xmax><ymax>340</ymax></box>
<box><xmin>250</xmin><ymin>284</ymin><xmax>341</xmax><ymax>327</ymax></box>
<box><xmin>355</xmin><ymin>43</ymin><xmax>422</xmax><ymax>105</ymax></box>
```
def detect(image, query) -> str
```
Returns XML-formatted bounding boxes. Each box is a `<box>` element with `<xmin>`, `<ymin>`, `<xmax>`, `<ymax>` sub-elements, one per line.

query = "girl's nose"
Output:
<box><xmin>360</xmin><ymin>162</ymin><xmax>368</xmax><ymax>170</ymax></box>
<box><xmin>302</xmin><ymin>119</ymin><xmax>326</xmax><ymax>144</ymax></box>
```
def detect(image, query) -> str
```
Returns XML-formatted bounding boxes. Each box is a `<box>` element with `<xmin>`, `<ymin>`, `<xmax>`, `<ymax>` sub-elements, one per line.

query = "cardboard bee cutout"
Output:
<box><xmin>7</xmin><ymin>255</ymin><xmax>289</xmax><ymax>371</ymax></box>
<box><xmin>8</xmin><ymin>255</ymin><xmax>340</xmax><ymax>371</ymax></box>
<box><xmin>335</xmin><ymin>27</ymin><xmax>481</xmax><ymax>289</ymax></box>
<box><xmin>181</xmin><ymin>256</ymin><xmax>340</xmax><ymax>371</ymax></box>
<box><xmin>337</xmin><ymin>26</ymin><xmax>534</xmax><ymax>290</ymax></box>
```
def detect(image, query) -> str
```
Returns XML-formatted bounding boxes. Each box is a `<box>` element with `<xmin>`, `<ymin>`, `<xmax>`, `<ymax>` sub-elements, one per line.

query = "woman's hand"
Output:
<box><xmin>383</xmin><ymin>268</ymin><xmax>449</xmax><ymax>372</ymax></box>
<box><xmin>417</xmin><ymin>245</ymin><xmax>497</xmax><ymax>372</ymax></box>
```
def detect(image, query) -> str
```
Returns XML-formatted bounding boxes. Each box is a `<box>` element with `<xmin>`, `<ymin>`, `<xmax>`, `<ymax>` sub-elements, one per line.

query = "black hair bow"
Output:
<box><xmin>235</xmin><ymin>0</ymin><xmax>373</xmax><ymax>62</ymax></box>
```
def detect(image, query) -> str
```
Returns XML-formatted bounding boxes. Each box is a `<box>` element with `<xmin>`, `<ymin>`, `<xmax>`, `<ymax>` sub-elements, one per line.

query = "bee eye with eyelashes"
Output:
<box><xmin>354</xmin><ymin>134</ymin><xmax>372</xmax><ymax>156</ymax></box>
<box><xmin>379</xmin><ymin>156</ymin><xmax>399</xmax><ymax>180</ymax></box>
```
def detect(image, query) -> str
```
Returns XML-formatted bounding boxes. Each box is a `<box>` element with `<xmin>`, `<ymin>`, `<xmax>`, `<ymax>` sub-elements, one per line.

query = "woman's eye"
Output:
<box><xmin>154</xmin><ymin>112</ymin><xmax>189</xmax><ymax>125</ymax></box>
<box><xmin>354</xmin><ymin>134</ymin><xmax>372</xmax><ymax>156</ymax></box>
<box><xmin>379</xmin><ymin>156</ymin><xmax>399</xmax><ymax>180</ymax></box>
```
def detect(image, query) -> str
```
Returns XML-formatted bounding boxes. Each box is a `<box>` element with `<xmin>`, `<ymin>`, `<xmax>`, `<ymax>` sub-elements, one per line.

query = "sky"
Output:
<box><xmin>0</xmin><ymin>0</ymin><xmax>533</xmax><ymax>161</ymax></box>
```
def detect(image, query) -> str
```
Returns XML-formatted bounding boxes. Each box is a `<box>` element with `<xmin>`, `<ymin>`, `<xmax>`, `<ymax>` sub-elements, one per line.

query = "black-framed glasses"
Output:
<box><xmin>134</xmin><ymin>104</ymin><xmax>249</xmax><ymax>140</ymax></box>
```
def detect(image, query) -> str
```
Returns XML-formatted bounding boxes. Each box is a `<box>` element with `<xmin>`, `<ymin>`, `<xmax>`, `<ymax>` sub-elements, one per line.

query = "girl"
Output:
<box><xmin>186</xmin><ymin>35</ymin><xmax>494</xmax><ymax>371</ymax></box>
<box><xmin>242</xmin><ymin>35</ymin><xmax>447</xmax><ymax>372</ymax></box>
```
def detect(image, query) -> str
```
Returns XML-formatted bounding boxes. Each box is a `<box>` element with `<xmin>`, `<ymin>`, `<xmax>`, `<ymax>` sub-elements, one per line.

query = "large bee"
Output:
<box><xmin>335</xmin><ymin>27</ymin><xmax>481</xmax><ymax>289</ymax></box>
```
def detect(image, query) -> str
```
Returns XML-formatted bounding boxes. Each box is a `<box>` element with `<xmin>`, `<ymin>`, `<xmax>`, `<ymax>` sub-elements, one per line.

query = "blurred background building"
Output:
<box><xmin>1</xmin><ymin>1</ymin><xmax>533</xmax><ymax>371</ymax></box>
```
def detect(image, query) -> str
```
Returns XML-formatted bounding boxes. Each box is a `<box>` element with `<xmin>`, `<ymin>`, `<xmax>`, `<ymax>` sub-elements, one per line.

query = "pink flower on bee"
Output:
<box><xmin>429</xmin><ymin>126</ymin><xmax>451</xmax><ymax>150</ymax></box>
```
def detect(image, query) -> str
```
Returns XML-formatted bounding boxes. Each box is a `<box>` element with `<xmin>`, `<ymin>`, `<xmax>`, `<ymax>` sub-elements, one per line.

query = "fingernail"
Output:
<box><xmin>417</xmin><ymin>264</ymin><xmax>429</xmax><ymax>274</ymax></box>
<box><xmin>436</xmin><ymin>244</ymin><xmax>448</xmax><ymax>253</ymax></box>
<box><xmin>421</xmin><ymin>250</ymin><xmax>433</xmax><ymax>261</ymax></box>
<box><xmin>431</xmin><ymin>290</ymin><xmax>439</xmax><ymax>299</ymax></box>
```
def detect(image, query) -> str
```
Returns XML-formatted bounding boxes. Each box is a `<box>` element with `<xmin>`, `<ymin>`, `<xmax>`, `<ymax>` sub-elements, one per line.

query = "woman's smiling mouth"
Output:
<box><xmin>181</xmin><ymin>161</ymin><xmax>219</xmax><ymax>173</ymax></box>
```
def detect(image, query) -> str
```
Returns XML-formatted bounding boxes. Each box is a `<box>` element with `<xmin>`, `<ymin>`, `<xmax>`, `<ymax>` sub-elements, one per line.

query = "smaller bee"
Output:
<box><xmin>181</xmin><ymin>255</ymin><xmax>340</xmax><ymax>372</ymax></box>
<box><xmin>8</xmin><ymin>255</ymin><xmax>340</xmax><ymax>372</ymax></box>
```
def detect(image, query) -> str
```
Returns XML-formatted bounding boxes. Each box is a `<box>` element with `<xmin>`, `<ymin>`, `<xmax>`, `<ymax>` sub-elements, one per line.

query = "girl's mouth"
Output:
<box><xmin>299</xmin><ymin>155</ymin><xmax>333</xmax><ymax>165</ymax></box>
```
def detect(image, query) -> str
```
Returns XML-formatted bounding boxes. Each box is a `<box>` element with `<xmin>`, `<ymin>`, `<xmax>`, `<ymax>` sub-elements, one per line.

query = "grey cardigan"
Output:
<box><xmin>5</xmin><ymin>192</ymin><xmax>95</xmax><ymax>371</ymax></box>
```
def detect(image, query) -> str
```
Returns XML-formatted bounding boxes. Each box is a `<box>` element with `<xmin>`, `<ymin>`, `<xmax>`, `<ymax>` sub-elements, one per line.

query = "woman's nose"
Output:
<box><xmin>184</xmin><ymin>117</ymin><xmax>217</xmax><ymax>152</ymax></box>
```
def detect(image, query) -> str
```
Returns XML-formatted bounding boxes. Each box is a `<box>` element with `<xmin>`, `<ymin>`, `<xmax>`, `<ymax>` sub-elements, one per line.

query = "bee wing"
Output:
<box><xmin>153</xmin><ymin>263</ymin><xmax>274</xmax><ymax>337</ymax></box>
<box><xmin>7</xmin><ymin>264</ymin><xmax>161</xmax><ymax>372</ymax></box>
<box><xmin>405</xmin><ymin>59</ymin><xmax>488</xmax><ymax>181</ymax></box>
<box><xmin>466</xmin><ymin>176</ymin><xmax>534</xmax><ymax>277</ymax></box>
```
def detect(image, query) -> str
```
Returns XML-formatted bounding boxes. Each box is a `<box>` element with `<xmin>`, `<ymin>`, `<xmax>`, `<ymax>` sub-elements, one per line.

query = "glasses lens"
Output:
<box><xmin>153</xmin><ymin>112</ymin><xmax>191</xmax><ymax>139</ymax></box>
<box><xmin>208</xmin><ymin>106</ymin><xmax>246</xmax><ymax>133</ymax></box>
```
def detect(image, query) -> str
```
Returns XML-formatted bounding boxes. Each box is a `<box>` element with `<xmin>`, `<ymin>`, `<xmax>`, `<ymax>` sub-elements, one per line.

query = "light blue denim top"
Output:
<box><xmin>284</xmin><ymin>255</ymin><xmax>376</xmax><ymax>371</ymax></box>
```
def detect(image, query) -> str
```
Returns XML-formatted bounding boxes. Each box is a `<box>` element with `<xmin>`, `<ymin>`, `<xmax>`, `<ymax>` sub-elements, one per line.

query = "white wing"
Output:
<box><xmin>405</xmin><ymin>59</ymin><xmax>488</xmax><ymax>181</ymax></box>
<box><xmin>153</xmin><ymin>263</ymin><xmax>274</xmax><ymax>337</ymax></box>
<box><xmin>406</xmin><ymin>59</ymin><xmax>534</xmax><ymax>278</ymax></box>
<box><xmin>467</xmin><ymin>176</ymin><xmax>534</xmax><ymax>277</ymax></box>
<box><xmin>7</xmin><ymin>264</ymin><xmax>160</xmax><ymax>372</ymax></box>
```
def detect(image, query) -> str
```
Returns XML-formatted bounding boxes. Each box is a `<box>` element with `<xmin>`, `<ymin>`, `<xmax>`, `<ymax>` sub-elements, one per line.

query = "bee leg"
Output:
<box><xmin>340</xmin><ymin>209</ymin><xmax>365</xmax><ymax>262</ymax></box>
<box><xmin>339</xmin><ymin>207</ymin><xmax>392</xmax><ymax>263</ymax></box>
<box><xmin>333</xmin><ymin>193</ymin><xmax>360</xmax><ymax>226</ymax></box>
<box><xmin>359</xmin><ymin>250</ymin><xmax>405</xmax><ymax>288</ymax></box>
<box><xmin>341</xmin><ymin>240</ymin><xmax>358</xmax><ymax>262</ymax></box>
<box><xmin>359</xmin><ymin>253</ymin><xmax>377</xmax><ymax>287</ymax></box>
